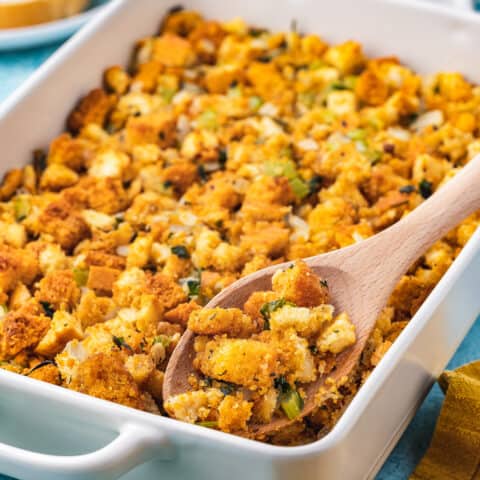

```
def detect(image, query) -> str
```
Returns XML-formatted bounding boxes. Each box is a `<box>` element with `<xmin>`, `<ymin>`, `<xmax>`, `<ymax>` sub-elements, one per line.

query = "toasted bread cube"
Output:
<box><xmin>272</xmin><ymin>261</ymin><xmax>329</xmax><ymax>307</ymax></box>
<box><xmin>204</xmin><ymin>64</ymin><xmax>243</xmax><ymax>94</ymax></box>
<box><xmin>9</xmin><ymin>283</ymin><xmax>32</xmax><ymax>311</ymax></box>
<box><xmin>241</xmin><ymin>226</ymin><xmax>289</xmax><ymax>258</ymax></box>
<box><xmin>151</xmin><ymin>34</ymin><xmax>195</xmax><ymax>67</ymax></box>
<box><xmin>161</xmin><ymin>163</ymin><xmax>198</xmax><ymax>194</ymax></box>
<box><xmin>69</xmin><ymin>352</ymin><xmax>145</xmax><ymax>410</ymax></box>
<box><xmin>67</xmin><ymin>88</ymin><xmax>114</xmax><ymax>134</ymax></box>
<box><xmin>317</xmin><ymin>312</ymin><xmax>356</xmax><ymax>354</ymax></box>
<box><xmin>87</xmin><ymin>266</ymin><xmax>121</xmax><ymax>295</ymax></box>
<box><xmin>131</xmin><ymin>61</ymin><xmax>164</xmax><ymax>92</ymax></box>
<box><xmin>145</xmin><ymin>273</ymin><xmax>187</xmax><ymax>310</ymax></box>
<box><xmin>35</xmin><ymin>270</ymin><xmax>80</xmax><ymax>310</ymax></box>
<box><xmin>164</xmin><ymin>388</ymin><xmax>224</xmax><ymax>423</ymax></box>
<box><xmin>40</xmin><ymin>164</ymin><xmax>79</xmax><ymax>191</ymax></box>
<box><xmin>28</xmin><ymin>363</ymin><xmax>61</xmax><ymax>385</ymax></box>
<box><xmin>38</xmin><ymin>200</ymin><xmax>90</xmax><ymax>251</ymax></box>
<box><xmin>0</xmin><ymin>244</ymin><xmax>40</xmax><ymax>292</ymax></box>
<box><xmin>188</xmin><ymin>307</ymin><xmax>260</xmax><ymax>337</ymax></box>
<box><xmin>270</xmin><ymin>304</ymin><xmax>334</xmax><ymax>338</ymax></box>
<box><xmin>164</xmin><ymin>301</ymin><xmax>200</xmax><ymax>327</ymax></box>
<box><xmin>243</xmin><ymin>291</ymin><xmax>279</xmax><ymax>322</ymax></box>
<box><xmin>275</xmin><ymin>330</ymin><xmax>316</xmax><ymax>383</ymax></box>
<box><xmin>355</xmin><ymin>69</ymin><xmax>390</xmax><ymax>106</ymax></box>
<box><xmin>35</xmin><ymin>311</ymin><xmax>83</xmax><ymax>357</ymax></box>
<box><xmin>0</xmin><ymin>169</ymin><xmax>23</xmax><ymax>201</ymax></box>
<box><xmin>104</xmin><ymin>65</ymin><xmax>131</xmax><ymax>95</ymax></box>
<box><xmin>1</xmin><ymin>310</ymin><xmax>50</xmax><ymax>358</ymax></box>
<box><xmin>47</xmin><ymin>133</ymin><xmax>94</xmax><ymax>172</ymax></box>
<box><xmin>324</xmin><ymin>40</ymin><xmax>365</xmax><ymax>75</ymax></box>
<box><xmin>218</xmin><ymin>394</ymin><xmax>252</xmax><ymax>432</ymax></box>
<box><xmin>88</xmin><ymin>149</ymin><xmax>130</xmax><ymax>180</ymax></box>
<box><xmin>125</xmin><ymin>111</ymin><xmax>177</xmax><ymax>149</ymax></box>
<box><xmin>124</xmin><ymin>353</ymin><xmax>155</xmax><ymax>385</ymax></box>
<box><xmin>113</xmin><ymin>268</ymin><xmax>147</xmax><ymax>308</ymax></box>
<box><xmin>76</xmin><ymin>290</ymin><xmax>115</xmax><ymax>328</ymax></box>
<box><xmin>197</xmin><ymin>338</ymin><xmax>279</xmax><ymax>390</ymax></box>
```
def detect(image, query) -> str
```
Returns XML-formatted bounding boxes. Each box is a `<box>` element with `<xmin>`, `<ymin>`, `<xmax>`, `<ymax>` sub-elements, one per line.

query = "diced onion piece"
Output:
<box><xmin>411</xmin><ymin>110</ymin><xmax>444</xmax><ymax>131</ymax></box>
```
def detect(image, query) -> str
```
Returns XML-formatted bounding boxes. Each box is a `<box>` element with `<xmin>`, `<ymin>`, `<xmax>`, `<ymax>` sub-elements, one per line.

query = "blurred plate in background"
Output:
<box><xmin>0</xmin><ymin>0</ymin><xmax>110</xmax><ymax>51</ymax></box>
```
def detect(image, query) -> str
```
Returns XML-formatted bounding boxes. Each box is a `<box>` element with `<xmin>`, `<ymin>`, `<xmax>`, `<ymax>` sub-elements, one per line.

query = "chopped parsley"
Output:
<box><xmin>171</xmin><ymin>245</ymin><xmax>190</xmax><ymax>259</ymax></box>
<box><xmin>40</xmin><ymin>301</ymin><xmax>55</xmax><ymax>319</ymax></box>
<box><xmin>419</xmin><ymin>179</ymin><xmax>433</xmax><ymax>199</ymax></box>
<box><xmin>112</xmin><ymin>335</ymin><xmax>134</xmax><ymax>353</ymax></box>
<box><xmin>187</xmin><ymin>279</ymin><xmax>201</xmax><ymax>297</ymax></box>
<box><xmin>27</xmin><ymin>360</ymin><xmax>57</xmax><ymax>376</ymax></box>
<box><xmin>260</xmin><ymin>298</ymin><xmax>295</xmax><ymax>329</ymax></box>
<box><xmin>399</xmin><ymin>185</ymin><xmax>416</xmax><ymax>194</ymax></box>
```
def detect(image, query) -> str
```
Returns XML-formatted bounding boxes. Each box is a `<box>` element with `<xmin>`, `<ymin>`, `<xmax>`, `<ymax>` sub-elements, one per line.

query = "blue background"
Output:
<box><xmin>0</xmin><ymin>9</ymin><xmax>479</xmax><ymax>479</ymax></box>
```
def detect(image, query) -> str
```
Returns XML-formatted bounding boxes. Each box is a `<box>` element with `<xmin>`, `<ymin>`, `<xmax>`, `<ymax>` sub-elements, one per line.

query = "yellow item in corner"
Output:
<box><xmin>410</xmin><ymin>360</ymin><xmax>480</xmax><ymax>480</ymax></box>
<box><xmin>0</xmin><ymin>0</ymin><xmax>89</xmax><ymax>29</ymax></box>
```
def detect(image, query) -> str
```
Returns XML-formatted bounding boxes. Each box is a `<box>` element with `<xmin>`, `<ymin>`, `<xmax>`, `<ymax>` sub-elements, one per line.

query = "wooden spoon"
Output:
<box><xmin>164</xmin><ymin>154</ymin><xmax>480</xmax><ymax>437</ymax></box>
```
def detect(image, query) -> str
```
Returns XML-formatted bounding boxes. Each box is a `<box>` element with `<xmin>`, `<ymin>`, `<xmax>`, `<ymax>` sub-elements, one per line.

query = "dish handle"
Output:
<box><xmin>0</xmin><ymin>422</ymin><xmax>169</xmax><ymax>480</ymax></box>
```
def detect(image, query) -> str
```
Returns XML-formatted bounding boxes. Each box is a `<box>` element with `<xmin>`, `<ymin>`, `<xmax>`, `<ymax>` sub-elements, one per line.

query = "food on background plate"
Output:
<box><xmin>165</xmin><ymin>261</ymin><xmax>356</xmax><ymax>435</ymax></box>
<box><xmin>0</xmin><ymin>7</ymin><xmax>478</xmax><ymax>445</ymax></box>
<box><xmin>0</xmin><ymin>0</ymin><xmax>89</xmax><ymax>29</ymax></box>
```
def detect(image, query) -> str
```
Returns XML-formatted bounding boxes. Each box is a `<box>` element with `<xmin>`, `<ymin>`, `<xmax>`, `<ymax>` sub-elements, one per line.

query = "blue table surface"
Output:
<box><xmin>0</xmin><ymin>41</ymin><xmax>479</xmax><ymax>480</ymax></box>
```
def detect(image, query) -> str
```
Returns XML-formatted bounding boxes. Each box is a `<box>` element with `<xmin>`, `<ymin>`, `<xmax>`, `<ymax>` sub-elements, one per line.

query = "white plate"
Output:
<box><xmin>0</xmin><ymin>0</ymin><xmax>109</xmax><ymax>51</ymax></box>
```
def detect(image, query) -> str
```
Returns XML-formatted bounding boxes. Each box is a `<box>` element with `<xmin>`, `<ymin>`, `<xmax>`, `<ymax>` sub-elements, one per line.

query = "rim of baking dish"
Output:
<box><xmin>0</xmin><ymin>0</ymin><xmax>479</xmax><ymax>460</ymax></box>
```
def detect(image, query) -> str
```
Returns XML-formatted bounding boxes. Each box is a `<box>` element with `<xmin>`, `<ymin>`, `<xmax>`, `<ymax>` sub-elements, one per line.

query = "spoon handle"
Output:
<box><xmin>360</xmin><ymin>153</ymin><xmax>480</xmax><ymax>294</ymax></box>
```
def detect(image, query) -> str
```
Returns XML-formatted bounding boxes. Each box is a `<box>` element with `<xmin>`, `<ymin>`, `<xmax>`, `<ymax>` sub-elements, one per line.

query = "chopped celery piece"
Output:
<box><xmin>197</xmin><ymin>110</ymin><xmax>218</xmax><ymax>130</ymax></box>
<box><xmin>73</xmin><ymin>268</ymin><xmax>89</xmax><ymax>287</ymax></box>
<box><xmin>249</xmin><ymin>95</ymin><xmax>263</xmax><ymax>110</ymax></box>
<box><xmin>347</xmin><ymin>128</ymin><xmax>366</xmax><ymax>141</ymax></box>
<box><xmin>288</xmin><ymin>177</ymin><xmax>310</xmax><ymax>199</ymax></box>
<box><xmin>279</xmin><ymin>387</ymin><xmax>304</xmax><ymax>420</ymax></box>
<box><xmin>13</xmin><ymin>196</ymin><xmax>30</xmax><ymax>222</ymax></box>
<box><xmin>264</xmin><ymin>160</ymin><xmax>298</xmax><ymax>180</ymax></box>
<box><xmin>158</xmin><ymin>86</ymin><xmax>176</xmax><ymax>104</ymax></box>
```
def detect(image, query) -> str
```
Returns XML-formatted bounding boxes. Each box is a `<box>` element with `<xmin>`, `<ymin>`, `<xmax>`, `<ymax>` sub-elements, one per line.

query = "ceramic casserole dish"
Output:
<box><xmin>0</xmin><ymin>0</ymin><xmax>480</xmax><ymax>478</ymax></box>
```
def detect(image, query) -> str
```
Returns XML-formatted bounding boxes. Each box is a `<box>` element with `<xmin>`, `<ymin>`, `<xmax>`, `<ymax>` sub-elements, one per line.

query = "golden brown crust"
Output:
<box><xmin>67</xmin><ymin>88</ymin><xmax>115</xmax><ymax>134</ymax></box>
<box><xmin>35</xmin><ymin>270</ymin><xmax>80</xmax><ymax>310</ymax></box>
<box><xmin>2</xmin><ymin>310</ymin><xmax>50</xmax><ymax>358</ymax></box>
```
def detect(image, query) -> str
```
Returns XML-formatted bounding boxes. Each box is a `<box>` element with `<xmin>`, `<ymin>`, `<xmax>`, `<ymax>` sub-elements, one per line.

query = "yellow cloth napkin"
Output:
<box><xmin>410</xmin><ymin>361</ymin><xmax>480</xmax><ymax>480</ymax></box>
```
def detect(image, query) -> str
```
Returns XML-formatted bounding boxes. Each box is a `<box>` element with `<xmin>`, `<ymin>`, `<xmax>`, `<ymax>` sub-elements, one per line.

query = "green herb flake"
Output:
<box><xmin>399</xmin><ymin>185</ymin><xmax>416</xmax><ymax>194</ymax></box>
<box><xmin>260</xmin><ymin>299</ymin><xmax>295</xmax><ymax>329</ymax></box>
<box><xmin>219</xmin><ymin>382</ymin><xmax>236</xmax><ymax>396</ymax></box>
<box><xmin>112</xmin><ymin>335</ymin><xmax>134</xmax><ymax>353</ymax></box>
<box><xmin>198</xmin><ymin>165</ymin><xmax>208</xmax><ymax>183</ymax></box>
<box><xmin>26</xmin><ymin>360</ymin><xmax>57</xmax><ymax>377</ymax></box>
<box><xmin>218</xmin><ymin>148</ymin><xmax>228</xmax><ymax>167</ymax></box>
<box><xmin>40</xmin><ymin>301</ymin><xmax>55</xmax><ymax>319</ymax></box>
<box><xmin>171</xmin><ymin>245</ymin><xmax>190</xmax><ymax>259</ymax></box>
<box><xmin>308</xmin><ymin>175</ymin><xmax>323</xmax><ymax>195</ymax></box>
<box><xmin>419</xmin><ymin>179</ymin><xmax>433</xmax><ymax>199</ymax></box>
<box><xmin>187</xmin><ymin>279</ymin><xmax>201</xmax><ymax>297</ymax></box>
<box><xmin>73</xmin><ymin>268</ymin><xmax>89</xmax><ymax>287</ymax></box>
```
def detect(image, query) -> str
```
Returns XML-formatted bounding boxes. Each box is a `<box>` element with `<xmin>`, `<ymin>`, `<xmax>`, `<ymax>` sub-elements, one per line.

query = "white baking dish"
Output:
<box><xmin>0</xmin><ymin>0</ymin><xmax>479</xmax><ymax>478</ymax></box>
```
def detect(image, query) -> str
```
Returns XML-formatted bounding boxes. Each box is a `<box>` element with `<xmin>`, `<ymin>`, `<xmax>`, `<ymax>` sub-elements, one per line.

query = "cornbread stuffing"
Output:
<box><xmin>0</xmin><ymin>7</ymin><xmax>479</xmax><ymax>445</ymax></box>
<box><xmin>165</xmin><ymin>261</ymin><xmax>356</xmax><ymax>434</ymax></box>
